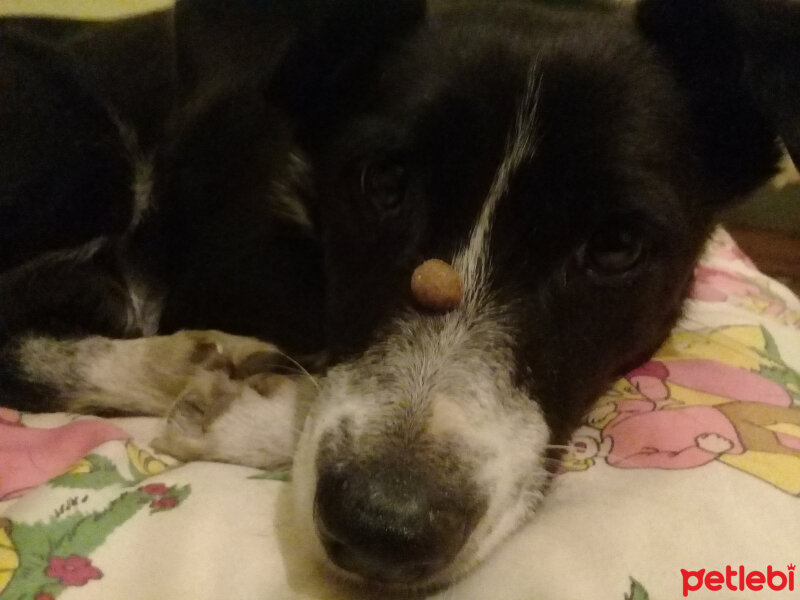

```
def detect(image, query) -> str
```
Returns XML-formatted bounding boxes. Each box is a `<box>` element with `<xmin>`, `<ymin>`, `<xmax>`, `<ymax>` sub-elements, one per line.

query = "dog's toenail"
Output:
<box><xmin>190</xmin><ymin>342</ymin><xmax>234</xmax><ymax>375</ymax></box>
<box><xmin>247</xmin><ymin>373</ymin><xmax>291</xmax><ymax>396</ymax></box>
<box><xmin>189</xmin><ymin>342</ymin><xmax>218</xmax><ymax>365</ymax></box>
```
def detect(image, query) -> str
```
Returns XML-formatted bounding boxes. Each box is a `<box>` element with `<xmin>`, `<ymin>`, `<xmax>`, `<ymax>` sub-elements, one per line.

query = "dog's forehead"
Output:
<box><xmin>379</xmin><ymin>9</ymin><xmax>688</xmax><ymax>224</ymax></box>
<box><xmin>394</xmin><ymin>58</ymin><xmax>679</xmax><ymax>249</ymax></box>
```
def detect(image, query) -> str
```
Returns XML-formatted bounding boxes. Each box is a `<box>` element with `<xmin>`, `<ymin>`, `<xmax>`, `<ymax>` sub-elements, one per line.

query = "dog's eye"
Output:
<box><xmin>582</xmin><ymin>227</ymin><xmax>644</xmax><ymax>276</ymax></box>
<box><xmin>359</xmin><ymin>160</ymin><xmax>407</xmax><ymax>212</ymax></box>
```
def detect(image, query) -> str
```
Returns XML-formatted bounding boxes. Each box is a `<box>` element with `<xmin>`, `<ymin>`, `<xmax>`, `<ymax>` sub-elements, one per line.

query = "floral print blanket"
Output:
<box><xmin>1</xmin><ymin>228</ymin><xmax>799</xmax><ymax>600</ymax></box>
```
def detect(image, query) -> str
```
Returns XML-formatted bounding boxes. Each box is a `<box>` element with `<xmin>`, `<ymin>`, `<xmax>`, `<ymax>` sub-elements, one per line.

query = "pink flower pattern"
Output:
<box><xmin>151</xmin><ymin>496</ymin><xmax>178</xmax><ymax>509</ymax></box>
<box><xmin>139</xmin><ymin>482</ymin><xmax>169</xmax><ymax>496</ymax></box>
<box><xmin>45</xmin><ymin>555</ymin><xmax>103</xmax><ymax>586</ymax></box>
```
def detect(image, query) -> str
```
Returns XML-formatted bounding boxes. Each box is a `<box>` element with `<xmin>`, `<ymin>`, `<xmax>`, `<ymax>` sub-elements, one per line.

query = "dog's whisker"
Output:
<box><xmin>273</xmin><ymin>350</ymin><xmax>321</xmax><ymax>392</ymax></box>
<box><xmin>258</xmin><ymin>364</ymin><xmax>311</xmax><ymax>377</ymax></box>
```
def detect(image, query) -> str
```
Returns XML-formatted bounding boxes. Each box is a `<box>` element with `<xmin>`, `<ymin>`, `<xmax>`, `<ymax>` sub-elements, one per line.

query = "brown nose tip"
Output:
<box><xmin>411</xmin><ymin>258</ymin><xmax>463</xmax><ymax>312</ymax></box>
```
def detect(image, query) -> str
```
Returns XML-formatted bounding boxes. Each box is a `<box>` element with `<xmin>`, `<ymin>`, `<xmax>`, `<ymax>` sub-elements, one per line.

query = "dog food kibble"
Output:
<box><xmin>411</xmin><ymin>259</ymin><xmax>463</xmax><ymax>312</ymax></box>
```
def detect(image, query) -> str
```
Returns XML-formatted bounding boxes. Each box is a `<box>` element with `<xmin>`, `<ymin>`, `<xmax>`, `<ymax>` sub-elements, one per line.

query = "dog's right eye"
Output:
<box><xmin>359</xmin><ymin>159</ymin><xmax>408</xmax><ymax>212</ymax></box>
<box><xmin>580</xmin><ymin>226</ymin><xmax>645</xmax><ymax>278</ymax></box>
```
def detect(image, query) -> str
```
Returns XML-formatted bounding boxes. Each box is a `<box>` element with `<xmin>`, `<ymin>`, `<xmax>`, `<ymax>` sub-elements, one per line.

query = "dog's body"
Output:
<box><xmin>1</xmin><ymin>0</ymin><xmax>798</xmax><ymax>592</ymax></box>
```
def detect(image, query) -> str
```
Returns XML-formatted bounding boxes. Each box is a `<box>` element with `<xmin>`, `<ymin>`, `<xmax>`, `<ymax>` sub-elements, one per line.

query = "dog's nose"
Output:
<box><xmin>314</xmin><ymin>465</ymin><xmax>472</xmax><ymax>583</ymax></box>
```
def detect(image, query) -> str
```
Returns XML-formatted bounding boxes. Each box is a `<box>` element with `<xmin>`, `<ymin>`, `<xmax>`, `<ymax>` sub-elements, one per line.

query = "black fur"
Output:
<box><xmin>1</xmin><ymin>0</ymin><xmax>796</xmax><ymax>457</ymax></box>
<box><xmin>0</xmin><ymin>0</ymin><xmax>798</xmax><ymax>584</ymax></box>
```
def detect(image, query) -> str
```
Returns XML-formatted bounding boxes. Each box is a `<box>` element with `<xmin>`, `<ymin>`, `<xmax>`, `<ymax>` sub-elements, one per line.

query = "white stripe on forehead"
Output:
<box><xmin>453</xmin><ymin>65</ymin><xmax>540</xmax><ymax>308</ymax></box>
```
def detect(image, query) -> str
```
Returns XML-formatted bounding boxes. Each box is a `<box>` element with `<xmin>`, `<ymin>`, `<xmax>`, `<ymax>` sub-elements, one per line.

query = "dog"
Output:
<box><xmin>1</xmin><ymin>0</ymin><xmax>798</xmax><ymax>592</ymax></box>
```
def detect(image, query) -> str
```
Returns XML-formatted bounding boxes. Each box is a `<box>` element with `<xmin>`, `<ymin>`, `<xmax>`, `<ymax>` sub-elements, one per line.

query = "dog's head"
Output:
<box><xmin>264</xmin><ymin>0</ymin><xmax>800</xmax><ymax>590</ymax></box>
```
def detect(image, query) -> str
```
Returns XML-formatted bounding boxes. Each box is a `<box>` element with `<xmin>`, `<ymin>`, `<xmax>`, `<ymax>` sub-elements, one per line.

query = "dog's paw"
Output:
<box><xmin>181</xmin><ymin>330</ymin><xmax>298</xmax><ymax>378</ymax></box>
<box><xmin>151</xmin><ymin>352</ymin><xmax>312</xmax><ymax>469</ymax></box>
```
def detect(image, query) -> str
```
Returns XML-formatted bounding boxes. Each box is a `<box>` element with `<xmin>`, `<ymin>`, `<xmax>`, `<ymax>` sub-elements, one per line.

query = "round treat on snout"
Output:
<box><xmin>411</xmin><ymin>258</ymin><xmax>463</xmax><ymax>312</ymax></box>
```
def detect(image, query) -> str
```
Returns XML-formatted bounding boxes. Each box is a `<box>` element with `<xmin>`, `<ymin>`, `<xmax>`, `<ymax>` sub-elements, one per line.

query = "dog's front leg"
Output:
<box><xmin>7</xmin><ymin>331</ymin><xmax>314</xmax><ymax>469</ymax></box>
<box><xmin>152</xmin><ymin>363</ymin><xmax>313</xmax><ymax>469</ymax></box>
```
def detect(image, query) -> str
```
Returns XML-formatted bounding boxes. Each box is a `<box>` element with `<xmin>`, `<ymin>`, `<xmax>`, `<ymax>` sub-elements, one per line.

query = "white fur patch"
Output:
<box><xmin>270</xmin><ymin>151</ymin><xmax>314</xmax><ymax>231</ymax></box>
<box><xmin>122</xmin><ymin>270</ymin><xmax>163</xmax><ymax>337</ymax></box>
<box><xmin>290</xmin><ymin>66</ymin><xmax>549</xmax><ymax>589</ymax></box>
<box><xmin>454</xmin><ymin>64</ymin><xmax>540</xmax><ymax>307</ymax></box>
<box><xmin>130</xmin><ymin>155</ymin><xmax>155</xmax><ymax>230</ymax></box>
<box><xmin>153</xmin><ymin>373</ymin><xmax>307</xmax><ymax>469</ymax></box>
<box><xmin>25</xmin><ymin>237</ymin><xmax>107</xmax><ymax>268</ymax></box>
<box><xmin>17</xmin><ymin>331</ymin><xmax>286</xmax><ymax>418</ymax></box>
<box><xmin>109</xmin><ymin>112</ymin><xmax>155</xmax><ymax>231</ymax></box>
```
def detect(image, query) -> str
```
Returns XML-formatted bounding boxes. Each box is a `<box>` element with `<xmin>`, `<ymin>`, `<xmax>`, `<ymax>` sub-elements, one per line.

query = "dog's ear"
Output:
<box><xmin>173</xmin><ymin>0</ymin><xmax>301</xmax><ymax>97</ymax></box>
<box><xmin>637</xmin><ymin>0</ymin><xmax>800</xmax><ymax>199</ymax></box>
<box><xmin>267</xmin><ymin>0</ymin><xmax>426</xmax><ymax>127</ymax></box>
<box><xmin>173</xmin><ymin>0</ymin><xmax>425</xmax><ymax>124</ymax></box>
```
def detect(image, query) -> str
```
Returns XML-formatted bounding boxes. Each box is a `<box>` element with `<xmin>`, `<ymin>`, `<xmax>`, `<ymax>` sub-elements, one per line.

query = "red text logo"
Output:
<box><xmin>681</xmin><ymin>564</ymin><xmax>795</xmax><ymax>596</ymax></box>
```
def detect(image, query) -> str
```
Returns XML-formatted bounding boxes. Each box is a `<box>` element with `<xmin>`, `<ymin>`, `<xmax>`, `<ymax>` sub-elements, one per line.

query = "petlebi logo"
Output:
<box><xmin>681</xmin><ymin>564</ymin><xmax>796</xmax><ymax>597</ymax></box>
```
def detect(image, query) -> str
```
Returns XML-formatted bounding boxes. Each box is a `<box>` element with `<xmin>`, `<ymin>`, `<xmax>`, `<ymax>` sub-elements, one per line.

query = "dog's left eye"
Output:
<box><xmin>581</xmin><ymin>227</ymin><xmax>644</xmax><ymax>276</ymax></box>
<box><xmin>359</xmin><ymin>160</ymin><xmax>408</xmax><ymax>212</ymax></box>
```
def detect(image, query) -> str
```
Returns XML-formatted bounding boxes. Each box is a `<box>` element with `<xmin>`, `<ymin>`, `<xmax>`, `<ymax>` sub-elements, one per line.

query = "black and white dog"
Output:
<box><xmin>1</xmin><ymin>0</ymin><xmax>798</xmax><ymax>591</ymax></box>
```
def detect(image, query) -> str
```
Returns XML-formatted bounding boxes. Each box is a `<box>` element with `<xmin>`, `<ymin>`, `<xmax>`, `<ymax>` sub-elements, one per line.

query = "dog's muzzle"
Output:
<box><xmin>313</xmin><ymin>456</ymin><xmax>484</xmax><ymax>583</ymax></box>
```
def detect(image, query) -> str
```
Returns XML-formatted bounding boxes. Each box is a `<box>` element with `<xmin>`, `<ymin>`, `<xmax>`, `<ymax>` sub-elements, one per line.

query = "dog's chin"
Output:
<box><xmin>305</xmin><ymin>553</ymin><xmax>460</xmax><ymax>596</ymax></box>
<box><xmin>290</xmin><ymin>411</ymin><xmax>551</xmax><ymax>594</ymax></box>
